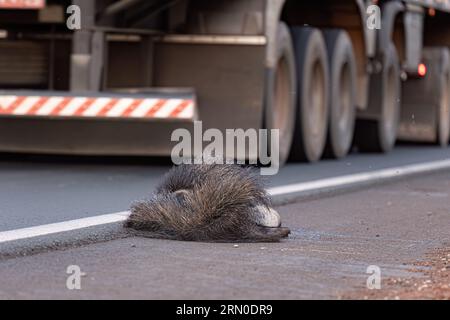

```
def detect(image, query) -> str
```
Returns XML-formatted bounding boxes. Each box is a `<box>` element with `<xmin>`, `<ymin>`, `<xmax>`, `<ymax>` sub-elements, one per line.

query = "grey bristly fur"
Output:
<box><xmin>125</xmin><ymin>163</ymin><xmax>290</xmax><ymax>242</ymax></box>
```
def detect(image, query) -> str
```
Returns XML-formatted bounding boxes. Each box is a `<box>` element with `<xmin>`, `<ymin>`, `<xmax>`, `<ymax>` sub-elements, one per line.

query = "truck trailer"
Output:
<box><xmin>0</xmin><ymin>0</ymin><xmax>449</xmax><ymax>165</ymax></box>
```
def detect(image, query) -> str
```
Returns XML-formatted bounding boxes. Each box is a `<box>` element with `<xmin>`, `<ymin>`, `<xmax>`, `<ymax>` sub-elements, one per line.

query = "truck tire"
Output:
<box><xmin>289</xmin><ymin>27</ymin><xmax>329</xmax><ymax>162</ymax></box>
<box><xmin>264</xmin><ymin>22</ymin><xmax>297</xmax><ymax>166</ymax></box>
<box><xmin>323</xmin><ymin>30</ymin><xmax>357</xmax><ymax>159</ymax></box>
<box><xmin>356</xmin><ymin>43</ymin><xmax>401</xmax><ymax>153</ymax></box>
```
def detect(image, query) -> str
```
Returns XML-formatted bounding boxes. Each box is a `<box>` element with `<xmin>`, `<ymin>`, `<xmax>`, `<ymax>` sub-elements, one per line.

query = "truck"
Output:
<box><xmin>0</xmin><ymin>0</ymin><xmax>449</xmax><ymax>165</ymax></box>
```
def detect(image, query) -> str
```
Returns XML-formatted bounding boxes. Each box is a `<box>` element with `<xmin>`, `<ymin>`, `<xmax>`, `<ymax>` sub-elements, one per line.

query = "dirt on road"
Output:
<box><xmin>345</xmin><ymin>247</ymin><xmax>450</xmax><ymax>300</ymax></box>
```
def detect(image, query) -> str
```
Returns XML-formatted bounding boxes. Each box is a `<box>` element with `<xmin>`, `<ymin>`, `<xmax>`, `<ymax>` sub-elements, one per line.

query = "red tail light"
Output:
<box><xmin>418</xmin><ymin>63</ymin><xmax>427</xmax><ymax>77</ymax></box>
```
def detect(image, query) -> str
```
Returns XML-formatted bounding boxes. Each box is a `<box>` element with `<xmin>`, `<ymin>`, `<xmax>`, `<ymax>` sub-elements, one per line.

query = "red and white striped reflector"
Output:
<box><xmin>0</xmin><ymin>95</ymin><xmax>195</xmax><ymax>120</ymax></box>
<box><xmin>0</xmin><ymin>0</ymin><xmax>45</xmax><ymax>9</ymax></box>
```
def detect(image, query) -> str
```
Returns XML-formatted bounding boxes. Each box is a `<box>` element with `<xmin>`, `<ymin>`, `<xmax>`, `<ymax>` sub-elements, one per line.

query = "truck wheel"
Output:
<box><xmin>289</xmin><ymin>27</ymin><xmax>329</xmax><ymax>162</ymax></box>
<box><xmin>264</xmin><ymin>22</ymin><xmax>297</xmax><ymax>166</ymax></box>
<box><xmin>323</xmin><ymin>30</ymin><xmax>357</xmax><ymax>159</ymax></box>
<box><xmin>356</xmin><ymin>43</ymin><xmax>401</xmax><ymax>153</ymax></box>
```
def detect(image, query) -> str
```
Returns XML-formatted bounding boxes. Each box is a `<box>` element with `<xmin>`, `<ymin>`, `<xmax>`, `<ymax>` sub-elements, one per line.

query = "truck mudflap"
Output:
<box><xmin>398</xmin><ymin>48</ymin><xmax>450</xmax><ymax>144</ymax></box>
<box><xmin>0</xmin><ymin>89</ymin><xmax>198</xmax><ymax>156</ymax></box>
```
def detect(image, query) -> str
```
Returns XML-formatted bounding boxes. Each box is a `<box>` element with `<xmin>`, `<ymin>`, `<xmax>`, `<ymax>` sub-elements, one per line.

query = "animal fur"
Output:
<box><xmin>125</xmin><ymin>163</ymin><xmax>290</xmax><ymax>242</ymax></box>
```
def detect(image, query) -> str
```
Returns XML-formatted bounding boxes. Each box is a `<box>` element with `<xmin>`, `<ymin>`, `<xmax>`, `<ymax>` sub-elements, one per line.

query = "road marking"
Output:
<box><xmin>268</xmin><ymin>159</ymin><xmax>450</xmax><ymax>196</ymax></box>
<box><xmin>1</xmin><ymin>159</ymin><xmax>450</xmax><ymax>245</ymax></box>
<box><xmin>0</xmin><ymin>212</ymin><xmax>130</xmax><ymax>244</ymax></box>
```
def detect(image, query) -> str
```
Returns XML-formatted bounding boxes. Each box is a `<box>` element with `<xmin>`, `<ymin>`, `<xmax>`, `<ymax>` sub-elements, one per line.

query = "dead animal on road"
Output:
<box><xmin>125</xmin><ymin>163</ymin><xmax>290</xmax><ymax>242</ymax></box>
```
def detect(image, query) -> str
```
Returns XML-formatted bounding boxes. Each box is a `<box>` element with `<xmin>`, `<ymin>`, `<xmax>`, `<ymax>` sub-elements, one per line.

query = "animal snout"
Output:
<box><xmin>252</xmin><ymin>205</ymin><xmax>282</xmax><ymax>228</ymax></box>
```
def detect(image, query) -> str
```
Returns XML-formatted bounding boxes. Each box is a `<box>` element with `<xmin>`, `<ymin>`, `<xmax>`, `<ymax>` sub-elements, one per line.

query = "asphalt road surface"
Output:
<box><xmin>1</xmin><ymin>170</ymin><xmax>449</xmax><ymax>299</ymax></box>
<box><xmin>0</xmin><ymin>145</ymin><xmax>450</xmax><ymax>299</ymax></box>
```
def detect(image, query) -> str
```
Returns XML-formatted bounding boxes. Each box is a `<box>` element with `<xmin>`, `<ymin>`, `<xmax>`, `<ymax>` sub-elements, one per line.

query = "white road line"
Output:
<box><xmin>1</xmin><ymin>159</ymin><xmax>450</xmax><ymax>245</ymax></box>
<box><xmin>267</xmin><ymin>159</ymin><xmax>450</xmax><ymax>196</ymax></box>
<box><xmin>0</xmin><ymin>212</ymin><xmax>130</xmax><ymax>244</ymax></box>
